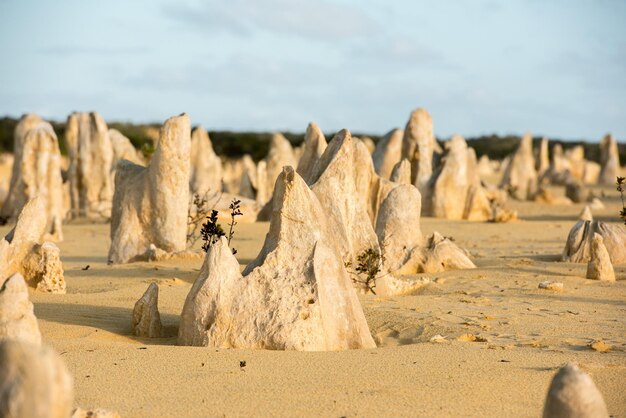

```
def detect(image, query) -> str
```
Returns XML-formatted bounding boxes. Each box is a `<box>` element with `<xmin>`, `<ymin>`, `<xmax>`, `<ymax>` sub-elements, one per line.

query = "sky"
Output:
<box><xmin>0</xmin><ymin>0</ymin><xmax>625</xmax><ymax>140</ymax></box>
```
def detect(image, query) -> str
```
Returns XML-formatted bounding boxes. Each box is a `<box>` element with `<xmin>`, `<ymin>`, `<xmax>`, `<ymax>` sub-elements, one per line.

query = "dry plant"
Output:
<box><xmin>617</xmin><ymin>176</ymin><xmax>625</xmax><ymax>225</ymax></box>
<box><xmin>345</xmin><ymin>237</ymin><xmax>392</xmax><ymax>295</ymax></box>
<box><xmin>187</xmin><ymin>191</ymin><xmax>221</xmax><ymax>246</ymax></box>
<box><xmin>200</xmin><ymin>198</ymin><xmax>243</xmax><ymax>255</ymax></box>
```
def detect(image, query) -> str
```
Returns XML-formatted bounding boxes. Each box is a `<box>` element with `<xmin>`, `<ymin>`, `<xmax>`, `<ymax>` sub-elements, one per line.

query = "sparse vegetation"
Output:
<box><xmin>199</xmin><ymin>198</ymin><xmax>243</xmax><ymax>255</ymax></box>
<box><xmin>187</xmin><ymin>191</ymin><xmax>221</xmax><ymax>247</ymax></box>
<box><xmin>345</xmin><ymin>247</ymin><xmax>385</xmax><ymax>295</ymax></box>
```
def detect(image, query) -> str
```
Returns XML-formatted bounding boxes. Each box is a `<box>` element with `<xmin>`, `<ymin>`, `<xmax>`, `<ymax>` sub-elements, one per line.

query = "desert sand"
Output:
<box><xmin>7</xmin><ymin>183</ymin><xmax>623</xmax><ymax>417</ymax></box>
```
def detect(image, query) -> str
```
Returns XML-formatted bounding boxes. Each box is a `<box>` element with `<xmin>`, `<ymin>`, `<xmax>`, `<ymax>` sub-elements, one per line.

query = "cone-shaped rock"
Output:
<box><xmin>296</xmin><ymin>122</ymin><xmax>327</xmax><ymax>184</ymax></box>
<box><xmin>0</xmin><ymin>340</ymin><xmax>74</xmax><ymax>418</ymax></box>
<box><xmin>599</xmin><ymin>134</ymin><xmax>621</xmax><ymax>185</ymax></box>
<box><xmin>0</xmin><ymin>273</ymin><xmax>41</xmax><ymax>345</ymax></box>
<box><xmin>579</xmin><ymin>205</ymin><xmax>593</xmax><ymax>222</ymax></box>
<box><xmin>586</xmin><ymin>233</ymin><xmax>615</xmax><ymax>282</ymax></box>
<box><xmin>178</xmin><ymin>167</ymin><xmax>376</xmax><ymax>350</ymax></box>
<box><xmin>563</xmin><ymin>220</ymin><xmax>626</xmax><ymax>263</ymax></box>
<box><xmin>390</xmin><ymin>159</ymin><xmax>411</xmax><ymax>184</ymax></box>
<box><xmin>500</xmin><ymin>132</ymin><xmax>538</xmax><ymax>200</ymax></box>
<box><xmin>65</xmin><ymin>112</ymin><xmax>113</xmax><ymax>219</ymax></box>
<box><xmin>543</xmin><ymin>363</ymin><xmax>609</xmax><ymax>418</ymax></box>
<box><xmin>308</xmin><ymin>129</ymin><xmax>380</xmax><ymax>263</ymax></box>
<box><xmin>108</xmin><ymin>113</ymin><xmax>191</xmax><ymax>264</ymax></box>
<box><xmin>536</xmin><ymin>136</ymin><xmax>550</xmax><ymax>178</ymax></box>
<box><xmin>421</xmin><ymin>232</ymin><xmax>476</xmax><ymax>273</ymax></box>
<box><xmin>132</xmin><ymin>282</ymin><xmax>162</xmax><ymax>337</ymax></box>
<box><xmin>261</xmin><ymin>133</ymin><xmax>296</xmax><ymax>205</ymax></box>
<box><xmin>190</xmin><ymin>125</ymin><xmax>223</xmax><ymax>196</ymax></box>
<box><xmin>373</xmin><ymin>128</ymin><xmax>403</xmax><ymax>180</ymax></box>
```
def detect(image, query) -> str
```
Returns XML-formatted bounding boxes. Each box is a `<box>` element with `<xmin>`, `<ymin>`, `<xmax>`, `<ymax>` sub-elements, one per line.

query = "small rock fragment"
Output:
<box><xmin>589</xmin><ymin>340</ymin><xmax>611</xmax><ymax>353</ymax></box>
<box><xmin>0</xmin><ymin>273</ymin><xmax>41</xmax><ymax>345</ymax></box>
<box><xmin>538</xmin><ymin>281</ymin><xmax>564</xmax><ymax>291</ymax></box>
<box><xmin>132</xmin><ymin>282</ymin><xmax>162</xmax><ymax>338</ymax></box>
<box><xmin>586</xmin><ymin>233</ymin><xmax>615</xmax><ymax>282</ymax></box>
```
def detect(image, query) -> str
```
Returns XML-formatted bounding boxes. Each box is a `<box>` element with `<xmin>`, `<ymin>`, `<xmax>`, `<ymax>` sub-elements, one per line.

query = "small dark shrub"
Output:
<box><xmin>345</xmin><ymin>247</ymin><xmax>385</xmax><ymax>295</ymax></box>
<box><xmin>199</xmin><ymin>198</ymin><xmax>243</xmax><ymax>255</ymax></box>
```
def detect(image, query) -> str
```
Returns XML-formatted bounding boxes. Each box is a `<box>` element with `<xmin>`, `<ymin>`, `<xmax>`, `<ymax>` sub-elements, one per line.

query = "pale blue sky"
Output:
<box><xmin>0</xmin><ymin>0</ymin><xmax>624</xmax><ymax>140</ymax></box>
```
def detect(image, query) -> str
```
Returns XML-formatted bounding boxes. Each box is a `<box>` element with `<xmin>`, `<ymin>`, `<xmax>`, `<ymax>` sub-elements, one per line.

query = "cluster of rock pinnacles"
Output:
<box><xmin>0</xmin><ymin>108</ymin><xmax>621</xmax><ymax>417</ymax></box>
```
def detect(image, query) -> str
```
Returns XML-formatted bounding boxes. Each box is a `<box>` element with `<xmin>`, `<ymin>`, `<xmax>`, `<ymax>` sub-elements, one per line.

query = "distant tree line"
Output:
<box><xmin>0</xmin><ymin>116</ymin><xmax>623</xmax><ymax>163</ymax></box>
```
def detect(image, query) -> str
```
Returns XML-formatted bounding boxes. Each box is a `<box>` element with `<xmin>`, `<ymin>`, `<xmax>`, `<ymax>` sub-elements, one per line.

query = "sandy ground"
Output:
<box><xmin>8</xmin><ymin>185</ymin><xmax>626</xmax><ymax>417</ymax></box>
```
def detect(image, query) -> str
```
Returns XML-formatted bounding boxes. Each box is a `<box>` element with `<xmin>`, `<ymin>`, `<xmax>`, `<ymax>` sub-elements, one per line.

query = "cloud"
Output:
<box><xmin>161</xmin><ymin>0</ymin><xmax>379</xmax><ymax>41</ymax></box>
<box><xmin>37</xmin><ymin>45</ymin><xmax>150</xmax><ymax>56</ymax></box>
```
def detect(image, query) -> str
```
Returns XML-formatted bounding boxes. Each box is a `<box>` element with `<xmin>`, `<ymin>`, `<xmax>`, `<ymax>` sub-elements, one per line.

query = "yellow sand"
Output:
<box><xmin>11</xmin><ymin>185</ymin><xmax>626</xmax><ymax>417</ymax></box>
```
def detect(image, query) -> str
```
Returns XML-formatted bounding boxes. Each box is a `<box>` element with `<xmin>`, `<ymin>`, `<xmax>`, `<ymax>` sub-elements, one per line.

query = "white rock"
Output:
<box><xmin>536</xmin><ymin>136</ymin><xmax>550</xmax><ymax>178</ymax></box>
<box><xmin>132</xmin><ymin>282</ymin><xmax>163</xmax><ymax>337</ymax></box>
<box><xmin>599</xmin><ymin>134</ymin><xmax>620</xmax><ymax>185</ymax></box>
<box><xmin>65</xmin><ymin>112</ymin><xmax>114</xmax><ymax>219</ymax></box>
<box><xmin>0</xmin><ymin>340</ymin><xmax>73</xmax><ymax>418</ymax></box>
<box><xmin>586</xmin><ymin>233</ymin><xmax>615</xmax><ymax>282</ymax></box>
<box><xmin>401</xmin><ymin>109</ymin><xmax>435</xmax><ymax>193</ymax></box>
<box><xmin>190</xmin><ymin>125</ymin><xmax>223</xmax><ymax>196</ymax></box>
<box><xmin>389</xmin><ymin>159</ymin><xmax>411</xmax><ymax>184</ymax></box>
<box><xmin>108</xmin><ymin>113</ymin><xmax>191</xmax><ymax>263</ymax></box>
<box><xmin>500</xmin><ymin>133</ymin><xmax>538</xmax><ymax>200</ymax></box>
<box><xmin>0</xmin><ymin>273</ymin><xmax>41</xmax><ymax>345</ymax></box>
<box><xmin>372</xmin><ymin>128</ymin><xmax>403</xmax><ymax>180</ymax></box>
<box><xmin>0</xmin><ymin>121</ymin><xmax>65</xmax><ymax>241</ymax></box>
<box><xmin>262</xmin><ymin>133</ymin><xmax>296</xmax><ymax>205</ymax></box>
<box><xmin>538</xmin><ymin>281</ymin><xmax>564</xmax><ymax>291</ymax></box>
<box><xmin>421</xmin><ymin>232</ymin><xmax>476</xmax><ymax>273</ymax></box>
<box><xmin>109</xmin><ymin>128</ymin><xmax>145</xmax><ymax>182</ymax></box>
<box><xmin>296</xmin><ymin>122</ymin><xmax>327</xmax><ymax>184</ymax></box>
<box><xmin>563</xmin><ymin>220</ymin><xmax>626</xmax><ymax>264</ymax></box>
<box><xmin>179</xmin><ymin>167</ymin><xmax>376</xmax><ymax>350</ymax></box>
<box><xmin>543</xmin><ymin>363</ymin><xmax>609</xmax><ymax>418</ymax></box>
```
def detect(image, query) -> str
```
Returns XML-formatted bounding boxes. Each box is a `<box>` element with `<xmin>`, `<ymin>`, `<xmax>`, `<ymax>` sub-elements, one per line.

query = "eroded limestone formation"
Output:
<box><xmin>542</xmin><ymin>363</ymin><xmax>609</xmax><ymax>418</ymax></box>
<box><xmin>108</xmin><ymin>113</ymin><xmax>190</xmax><ymax>264</ymax></box>
<box><xmin>190</xmin><ymin>126</ymin><xmax>223</xmax><ymax>196</ymax></box>
<box><xmin>389</xmin><ymin>159</ymin><xmax>411</xmax><ymax>185</ymax></box>
<box><xmin>66</xmin><ymin>112</ymin><xmax>113</xmax><ymax>219</ymax></box>
<box><xmin>296</xmin><ymin>122</ymin><xmax>327</xmax><ymax>184</ymax></box>
<box><xmin>0</xmin><ymin>121</ymin><xmax>65</xmax><ymax>241</ymax></box>
<box><xmin>599</xmin><ymin>133</ymin><xmax>621</xmax><ymax>185</ymax></box>
<box><xmin>536</xmin><ymin>136</ymin><xmax>550</xmax><ymax>178</ymax></box>
<box><xmin>500</xmin><ymin>133</ymin><xmax>537</xmax><ymax>200</ymax></box>
<box><xmin>178</xmin><ymin>167</ymin><xmax>376</xmax><ymax>350</ymax></box>
<box><xmin>401</xmin><ymin>109</ymin><xmax>436</xmax><ymax>194</ymax></box>
<box><xmin>586</xmin><ymin>233</ymin><xmax>615</xmax><ymax>282</ymax></box>
<box><xmin>261</xmin><ymin>133</ymin><xmax>296</xmax><ymax>205</ymax></box>
<box><xmin>109</xmin><ymin>128</ymin><xmax>144</xmax><ymax>181</ymax></box>
<box><xmin>0</xmin><ymin>197</ymin><xmax>66</xmax><ymax>293</ymax></box>
<box><xmin>132</xmin><ymin>282</ymin><xmax>162</xmax><ymax>337</ymax></box>
<box><xmin>563</xmin><ymin>220</ymin><xmax>626</xmax><ymax>264</ymax></box>
<box><xmin>0</xmin><ymin>273</ymin><xmax>41</xmax><ymax>345</ymax></box>
<box><xmin>428</xmin><ymin>135</ymin><xmax>492</xmax><ymax>221</ymax></box>
<box><xmin>372</xmin><ymin>129</ymin><xmax>403</xmax><ymax>180</ymax></box>
<box><xmin>0</xmin><ymin>340</ymin><xmax>73</xmax><ymax>418</ymax></box>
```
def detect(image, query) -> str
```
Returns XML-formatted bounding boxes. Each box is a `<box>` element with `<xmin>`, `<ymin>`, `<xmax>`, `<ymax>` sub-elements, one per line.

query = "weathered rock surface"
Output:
<box><xmin>421</xmin><ymin>232</ymin><xmax>476</xmax><ymax>273</ymax></box>
<box><xmin>296</xmin><ymin>122</ymin><xmax>327</xmax><ymax>184</ymax></box>
<box><xmin>108</xmin><ymin>113</ymin><xmax>190</xmax><ymax>264</ymax></box>
<box><xmin>536</xmin><ymin>136</ymin><xmax>550</xmax><ymax>178</ymax></box>
<box><xmin>586</xmin><ymin>233</ymin><xmax>615</xmax><ymax>282</ymax></box>
<box><xmin>109</xmin><ymin>128</ymin><xmax>144</xmax><ymax>181</ymax></box>
<box><xmin>0</xmin><ymin>197</ymin><xmax>66</xmax><ymax>291</ymax></box>
<box><xmin>261</xmin><ymin>133</ymin><xmax>296</xmax><ymax>205</ymax></box>
<box><xmin>132</xmin><ymin>282</ymin><xmax>162</xmax><ymax>337</ymax></box>
<box><xmin>0</xmin><ymin>273</ymin><xmax>41</xmax><ymax>345</ymax></box>
<box><xmin>0</xmin><ymin>340</ymin><xmax>73</xmax><ymax>418</ymax></box>
<box><xmin>190</xmin><ymin>126</ymin><xmax>223</xmax><ymax>196</ymax></box>
<box><xmin>372</xmin><ymin>128</ymin><xmax>403</xmax><ymax>179</ymax></box>
<box><xmin>543</xmin><ymin>363</ymin><xmax>609</xmax><ymax>418</ymax></box>
<box><xmin>389</xmin><ymin>159</ymin><xmax>411</xmax><ymax>184</ymax></box>
<box><xmin>562</xmin><ymin>220</ymin><xmax>626</xmax><ymax>264</ymax></box>
<box><xmin>401</xmin><ymin>109</ymin><xmax>435</xmax><ymax>194</ymax></box>
<box><xmin>500</xmin><ymin>133</ymin><xmax>537</xmax><ymax>200</ymax></box>
<box><xmin>22</xmin><ymin>242</ymin><xmax>66</xmax><ymax>293</ymax></box>
<box><xmin>66</xmin><ymin>112</ymin><xmax>113</xmax><ymax>219</ymax></box>
<box><xmin>429</xmin><ymin>135</ymin><xmax>491</xmax><ymax>221</ymax></box>
<box><xmin>178</xmin><ymin>167</ymin><xmax>376</xmax><ymax>350</ymax></box>
<box><xmin>0</xmin><ymin>121</ymin><xmax>65</xmax><ymax>241</ymax></box>
<box><xmin>599</xmin><ymin>133</ymin><xmax>621</xmax><ymax>185</ymax></box>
